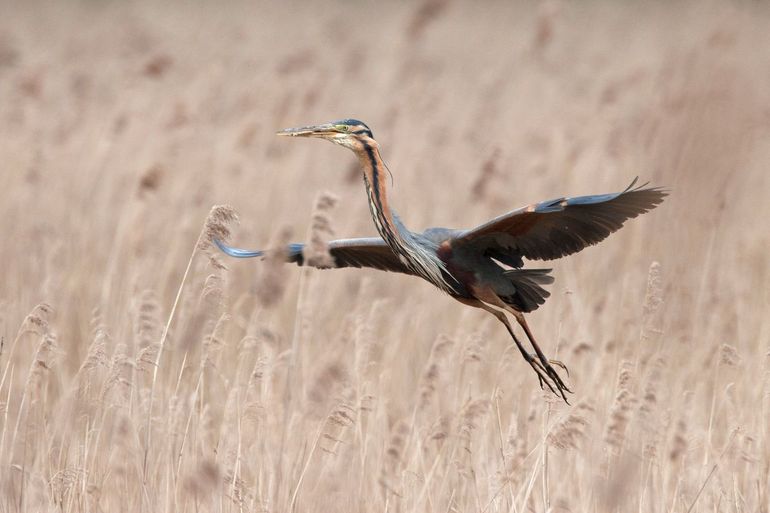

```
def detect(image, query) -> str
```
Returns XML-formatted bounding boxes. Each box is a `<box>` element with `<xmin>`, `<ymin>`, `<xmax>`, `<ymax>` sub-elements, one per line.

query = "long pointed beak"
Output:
<box><xmin>276</xmin><ymin>123</ymin><xmax>337</xmax><ymax>138</ymax></box>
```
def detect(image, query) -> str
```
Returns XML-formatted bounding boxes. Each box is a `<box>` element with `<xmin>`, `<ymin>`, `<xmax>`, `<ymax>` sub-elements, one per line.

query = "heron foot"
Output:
<box><xmin>529</xmin><ymin>354</ymin><xmax>571</xmax><ymax>403</ymax></box>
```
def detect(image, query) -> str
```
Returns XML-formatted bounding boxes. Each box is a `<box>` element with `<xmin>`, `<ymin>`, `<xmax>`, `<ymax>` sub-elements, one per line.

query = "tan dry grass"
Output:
<box><xmin>1</xmin><ymin>1</ymin><xmax>769</xmax><ymax>512</ymax></box>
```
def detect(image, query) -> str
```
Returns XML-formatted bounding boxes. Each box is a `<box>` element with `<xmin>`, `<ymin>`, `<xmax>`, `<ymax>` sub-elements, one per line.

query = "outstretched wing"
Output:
<box><xmin>453</xmin><ymin>178</ymin><xmax>667</xmax><ymax>262</ymax></box>
<box><xmin>215</xmin><ymin>237</ymin><xmax>414</xmax><ymax>275</ymax></box>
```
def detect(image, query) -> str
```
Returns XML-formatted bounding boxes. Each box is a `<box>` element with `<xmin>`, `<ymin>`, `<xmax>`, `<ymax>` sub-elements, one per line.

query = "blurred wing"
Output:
<box><xmin>215</xmin><ymin>237</ymin><xmax>414</xmax><ymax>275</ymax></box>
<box><xmin>326</xmin><ymin>238</ymin><xmax>415</xmax><ymax>274</ymax></box>
<box><xmin>454</xmin><ymin>179</ymin><xmax>667</xmax><ymax>261</ymax></box>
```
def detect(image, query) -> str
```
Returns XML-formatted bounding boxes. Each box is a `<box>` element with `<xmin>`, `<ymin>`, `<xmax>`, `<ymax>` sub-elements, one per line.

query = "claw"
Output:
<box><xmin>550</xmin><ymin>359</ymin><xmax>570</xmax><ymax>377</ymax></box>
<box><xmin>528</xmin><ymin>353</ymin><xmax>571</xmax><ymax>403</ymax></box>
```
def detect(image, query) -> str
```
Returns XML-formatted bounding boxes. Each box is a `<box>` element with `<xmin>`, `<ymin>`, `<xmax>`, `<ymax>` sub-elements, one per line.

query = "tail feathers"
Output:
<box><xmin>502</xmin><ymin>268</ymin><xmax>554</xmax><ymax>313</ymax></box>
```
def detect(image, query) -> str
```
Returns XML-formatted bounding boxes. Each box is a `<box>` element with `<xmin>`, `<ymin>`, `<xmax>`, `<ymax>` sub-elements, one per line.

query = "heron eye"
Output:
<box><xmin>336</xmin><ymin>125</ymin><xmax>349</xmax><ymax>132</ymax></box>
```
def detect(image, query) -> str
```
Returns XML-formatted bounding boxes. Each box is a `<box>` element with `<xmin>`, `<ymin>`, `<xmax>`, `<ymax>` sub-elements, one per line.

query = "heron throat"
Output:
<box><xmin>354</xmin><ymin>141</ymin><xmax>453</xmax><ymax>292</ymax></box>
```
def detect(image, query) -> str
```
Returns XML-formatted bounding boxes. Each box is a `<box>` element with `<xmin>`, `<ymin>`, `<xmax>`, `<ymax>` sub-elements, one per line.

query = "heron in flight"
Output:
<box><xmin>216</xmin><ymin>119</ymin><xmax>666</xmax><ymax>401</ymax></box>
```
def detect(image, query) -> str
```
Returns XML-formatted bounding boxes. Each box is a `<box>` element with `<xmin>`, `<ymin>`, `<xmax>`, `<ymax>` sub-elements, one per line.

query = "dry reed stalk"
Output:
<box><xmin>201</xmin><ymin>273</ymin><xmax>225</xmax><ymax>312</ymax></box>
<box><xmin>218</xmin><ymin>386</ymin><xmax>241</xmax><ymax>467</ymax></box>
<box><xmin>379</xmin><ymin>419</ymin><xmax>410</xmax><ymax>498</ymax></box>
<box><xmin>224</xmin><ymin>469</ymin><xmax>253</xmax><ymax>511</ymax></box>
<box><xmin>0</xmin><ymin>303</ymin><xmax>53</xmax><ymax>394</ymax></box>
<box><xmin>48</xmin><ymin>468</ymin><xmax>85</xmax><ymax>510</ymax></box>
<box><xmin>497</xmin><ymin>414</ymin><xmax>527</xmax><ymax>492</ymax></box>
<box><xmin>639</xmin><ymin>356</ymin><xmax>665</xmax><ymax>460</ymax></box>
<box><xmin>352</xmin><ymin>279</ymin><xmax>385</xmax><ymax>390</ymax></box>
<box><xmin>255</xmin><ymin>226</ymin><xmax>292</xmax><ymax>309</ymax></box>
<box><xmin>456</xmin><ymin>398</ymin><xmax>490</xmax><ymax>475</ymax></box>
<box><xmin>639</xmin><ymin>262</ymin><xmax>665</xmax><ymax>364</ymax></box>
<box><xmin>285</xmin><ymin>192</ymin><xmax>340</xmax><ymax>399</ymax></box>
<box><xmin>320</xmin><ymin>399</ymin><xmax>356</xmax><ymax>456</ymax></box>
<box><xmin>201</xmin><ymin>313</ymin><xmax>229</xmax><ymax>371</ymax></box>
<box><xmin>4</xmin><ymin>3</ymin><xmax>770</xmax><ymax>510</ymax></box>
<box><xmin>719</xmin><ymin>343</ymin><xmax>741</xmax><ymax>368</ymax></box>
<box><xmin>11</xmin><ymin>331</ymin><xmax>59</xmax><ymax>510</ymax></box>
<box><xmin>418</xmin><ymin>334</ymin><xmax>455</xmax><ymax>413</ymax></box>
<box><xmin>103</xmin><ymin>343</ymin><xmax>135</xmax><ymax>407</ymax></box>
<box><xmin>142</xmin><ymin>205</ymin><xmax>237</xmax><ymax>480</ymax></box>
<box><xmin>427</xmin><ymin>414</ymin><xmax>451</xmax><ymax>451</ymax></box>
<box><xmin>604</xmin><ymin>361</ymin><xmax>636</xmax><ymax>454</ymax></box>
<box><xmin>302</xmin><ymin>191</ymin><xmax>338</xmax><ymax>268</ymax></box>
<box><xmin>686</xmin><ymin>428</ymin><xmax>740</xmax><ymax>513</ymax></box>
<box><xmin>133</xmin><ymin>290</ymin><xmax>162</xmax><ymax>374</ymax></box>
<box><xmin>19</xmin><ymin>332</ymin><xmax>59</xmax><ymax>416</ymax></box>
<box><xmin>288</xmin><ymin>414</ymin><xmax>328</xmax><ymax>513</ymax></box>
<box><xmin>275</xmin><ymin>192</ymin><xmax>337</xmax><ymax>418</ymax></box>
<box><xmin>73</xmin><ymin>321</ymin><xmax>109</xmax><ymax>410</ymax></box>
<box><xmin>462</xmin><ymin>331</ymin><xmax>485</xmax><ymax>366</ymax></box>
<box><xmin>245</xmin><ymin>326</ymin><xmax>280</xmax><ymax>409</ymax></box>
<box><xmin>547</xmin><ymin>400</ymin><xmax>594</xmax><ymax>450</ymax></box>
<box><xmin>704</xmin><ymin>343</ymin><xmax>741</xmax><ymax>467</ymax></box>
<box><xmin>642</xmin><ymin>262</ymin><xmax>664</xmax><ymax>326</ymax></box>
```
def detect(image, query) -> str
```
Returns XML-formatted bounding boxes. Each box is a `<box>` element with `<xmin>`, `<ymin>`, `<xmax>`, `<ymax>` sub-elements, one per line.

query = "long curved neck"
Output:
<box><xmin>353</xmin><ymin>139</ymin><xmax>406</xmax><ymax>248</ymax></box>
<box><xmin>351</xmin><ymin>139</ymin><xmax>454</xmax><ymax>292</ymax></box>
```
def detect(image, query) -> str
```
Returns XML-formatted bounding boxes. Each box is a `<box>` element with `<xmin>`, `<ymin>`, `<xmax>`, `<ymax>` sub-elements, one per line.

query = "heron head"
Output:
<box><xmin>277</xmin><ymin>119</ymin><xmax>374</xmax><ymax>149</ymax></box>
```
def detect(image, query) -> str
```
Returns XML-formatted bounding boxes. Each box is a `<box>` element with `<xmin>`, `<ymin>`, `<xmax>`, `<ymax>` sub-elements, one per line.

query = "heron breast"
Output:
<box><xmin>437</xmin><ymin>240</ymin><xmax>476</xmax><ymax>294</ymax></box>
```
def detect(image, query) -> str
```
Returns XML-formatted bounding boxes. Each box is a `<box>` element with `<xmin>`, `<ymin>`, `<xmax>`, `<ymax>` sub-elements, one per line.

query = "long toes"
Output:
<box><xmin>530</xmin><ymin>355</ymin><xmax>570</xmax><ymax>389</ymax></box>
<box><xmin>529</xmin><ymin>355</ymin><xmax>572</xmax><ymax>401</ymax></box>
<box><xmin>529</xmin><ymin>359</ymin><xmax>570</xmax><ymax>400</ymax></box>
<box><xmin>528</xmin><ymin>360</ymin><xmax>556</xmax><ymax>395</ymax></box>
<box><xmin>547</xmin><ymin>367</ymin><xmax>572</xmax><ymax>394</ymax></box>
<box><xmin>540</xmin><ymin>359</ymin><xmax>571</xmax><ymax>393</ymax></box>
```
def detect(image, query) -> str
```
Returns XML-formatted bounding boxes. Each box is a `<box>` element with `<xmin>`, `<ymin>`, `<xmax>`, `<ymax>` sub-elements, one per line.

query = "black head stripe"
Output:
<box><xmin>336</xmin><ymin>118</ymin><xmax>369</xmax><ymax>129</ymax></box>
<box><xmin>333</xmin><ymin>118</ymin><xmax>373</xmax><ymax>138</ymax></box>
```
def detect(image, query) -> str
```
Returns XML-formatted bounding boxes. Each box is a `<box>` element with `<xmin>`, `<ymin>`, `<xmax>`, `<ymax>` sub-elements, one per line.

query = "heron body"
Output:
<box><xmin>216</xmin><ymin>119</ymin><xmax>667</xmax><ymax>401</ymax></box>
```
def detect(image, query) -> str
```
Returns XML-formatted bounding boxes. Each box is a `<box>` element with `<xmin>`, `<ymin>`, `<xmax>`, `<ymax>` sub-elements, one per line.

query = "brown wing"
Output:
<box><xmin>215</xmin><ymin>237</ymin><xmax>414</xmax><ymax>275</ymax></box>
<box><xmin>324</xmin><ymin>238</ymin><xmax>414</xmax><ymax>274</ymax></box>
<box><xmin>453</xmin><ymin>179</ymin><xmax>667</xmax><ymax>262</ymax></box>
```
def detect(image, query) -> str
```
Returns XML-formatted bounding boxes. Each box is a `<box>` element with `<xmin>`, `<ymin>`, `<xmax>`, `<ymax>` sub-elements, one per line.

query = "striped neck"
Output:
<box><xmin>353</xmin><ymin>140</ymin><xmax>453</xmax><ymax>292</ymax></box>
<box><xmin>355</xmin><ymin>140</ymin><xmax>401</xmax><ymax>247</ymax></box>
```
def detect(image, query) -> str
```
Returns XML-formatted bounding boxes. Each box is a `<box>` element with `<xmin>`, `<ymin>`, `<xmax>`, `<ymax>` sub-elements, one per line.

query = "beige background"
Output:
<box><xmin>0</xmin><ymin>1</ymin><xmax>768</xmax><ymax>511</ymax></box>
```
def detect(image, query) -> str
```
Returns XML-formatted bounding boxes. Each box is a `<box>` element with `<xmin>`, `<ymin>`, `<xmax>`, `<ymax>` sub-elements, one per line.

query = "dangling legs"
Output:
<box><xmin>456</xmin><ymin>297</ymin><xmax>565</xmax><ymax>399</ymax></box>
<box><xmin>511</xmin><ymin>310</ymin><xmax>571</xmax><ymax>400</ymax></box>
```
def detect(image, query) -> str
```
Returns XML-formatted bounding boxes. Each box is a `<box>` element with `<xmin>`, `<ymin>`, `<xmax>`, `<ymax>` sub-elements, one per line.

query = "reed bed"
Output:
<box><xmin>0</xmin><ymin>1</ymin><xmax>768</xmax><ymax>511</ymax></box>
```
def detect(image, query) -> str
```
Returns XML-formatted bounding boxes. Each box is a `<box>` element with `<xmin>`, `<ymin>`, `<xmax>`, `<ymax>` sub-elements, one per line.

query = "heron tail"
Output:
<box><xmin>501</xmin><ymin>268</ymin><xmax>554</xmax><ymax>313</ymax></box>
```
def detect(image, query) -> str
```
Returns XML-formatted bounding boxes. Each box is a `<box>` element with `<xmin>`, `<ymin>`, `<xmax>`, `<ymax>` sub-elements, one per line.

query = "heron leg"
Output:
<box><xmin>456</xmin><ymin>298</ymin><xmax>560</xmax><ymax>398</ymax></box>
<box><xmin>512</xmin><ymin>311</ymin><xmax>571</xmax><ymax>401</ymax></box>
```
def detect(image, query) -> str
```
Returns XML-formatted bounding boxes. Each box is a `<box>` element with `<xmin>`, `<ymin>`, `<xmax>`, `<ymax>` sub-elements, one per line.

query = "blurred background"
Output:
<box><xmin>0</xmin><ymin>1</ymin><xmax>768</xmax><ymax>512</ymax></box>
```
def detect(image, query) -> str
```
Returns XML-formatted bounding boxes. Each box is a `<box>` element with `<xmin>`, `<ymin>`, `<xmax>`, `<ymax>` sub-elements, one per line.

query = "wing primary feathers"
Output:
<box><xmin>454</xmin><ymin>178</ymin><xmax>668</xmax><ymax>262</ymax></box>
<box><xmin>213</xmin><ymin>239</ymin><xmax>264</xmax><ymax>258</ymax></box>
